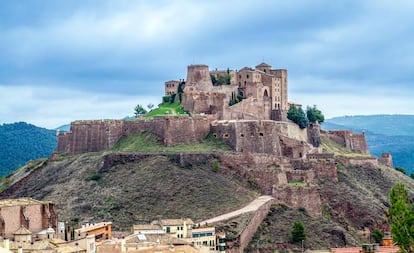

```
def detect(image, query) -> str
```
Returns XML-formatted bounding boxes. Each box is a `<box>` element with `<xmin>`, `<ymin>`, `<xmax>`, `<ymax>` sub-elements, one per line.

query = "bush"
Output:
<box><xmin>212</xmin><ymin>160</ymin><xmax>220</xmax><ymax>172</ymax></box>
<box><xmin>87</xmin><ymin>173</ymin><xmax>102</xmax><ymax>181</ymax></box>
<box><xmin>291</xmin><ymin>221</ymin><xmax>306</xmax><ymax>243</ymax></box>
<box><xmin>372</xmin><ymin>228</ymin><xmax>384</xmax><ymax>244</ymax></box>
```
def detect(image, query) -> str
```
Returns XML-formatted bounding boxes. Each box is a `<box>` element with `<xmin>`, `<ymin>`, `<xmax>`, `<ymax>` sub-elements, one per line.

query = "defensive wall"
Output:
<box><xmin>336</xmin><ymin>157</ymin><xmax>379</xmax><ymax>168</ymax></box>
<box><xmin>323</xmin><ymin>130</ymin><xmax>369</xmax><ymax>154</ymax></box>
<box><xmin>56</xmin><ymin>116</ymin><xmax>211</xmax><ymax>155</ymax></box>
<box><xmin>224</xmin><ymin>198</ymin><xmax>275</xmax><ymax>253</ymax></box>
<box><xmin>210</xmin><ymin>120</ymin><xmax>310</xmax><ymax>157</ymax></box>
<box><xmin>378</xmin><ymin>153</ymin><xmax>393</xmax><ymax>168</ymax></box>
<box><xmin>272</xmin><ymin>185</ymin><xmax>322</xmax><ymax>218</ymax></box>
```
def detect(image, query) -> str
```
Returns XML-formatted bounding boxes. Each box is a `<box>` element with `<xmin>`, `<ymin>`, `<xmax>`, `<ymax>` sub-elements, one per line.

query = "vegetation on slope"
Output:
<box><xmin>0</xmin><ymin>152</ymin><xmax>256</xmax><ymax>230</ymax></box>
<box><xmin>111</xmin><ymin>131</ymin><xmax>231</xmax><ymax>153</ymax></box>
<box><xmin>144</xmin><ymin>102</ymin><xmax>188</xmax><ymax>118</ymax></box>
<box><xmin>0</xmin><ymin>122</ymin><xmax>57</xmax><ymax>176</ymax></box>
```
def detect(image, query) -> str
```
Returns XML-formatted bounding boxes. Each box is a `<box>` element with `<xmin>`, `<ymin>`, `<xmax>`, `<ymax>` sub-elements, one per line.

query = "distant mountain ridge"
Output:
<box><xmin>323</xmin><ymin>115</ymin><xmax>414</xmax><ymax>174</ymax></box>
<box><xmin>0</xmin><ymin>122</ymin><xmax>57</xmax><ymax>176</ymax></box>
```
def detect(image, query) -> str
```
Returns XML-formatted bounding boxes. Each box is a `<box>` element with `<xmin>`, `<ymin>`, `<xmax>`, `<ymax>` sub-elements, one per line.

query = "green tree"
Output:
<box><xmin>291</xmin><ymin>221</ymin><xmax>306</xmax><ymax>243</ymax></box>
<box><xmin>306</xmin><ymin>105</ymin><xmax>325</xmax><ymax>124</ymax></box>
<box><xmin>410</xmin><ymin>173</ymin><xmax>414</xmax><ymax>179</ymax></box>
<box><xmin>287</xmin><ymin>104</ymin><xmax>300</xmax><ymax>122</ymax></box>
<box><xmin>287</xmin><ymin>105</ymin><xmax>309</xmax><ymax>129</ymax></box>
<box><xmin>389</xmin><ymin>183</ymin><xmax>414</xmax><ymax>252</ymax></box>
<box><xmin>134</xmin><ymin>104</ymin><xmax>147</xmax><ymax>117</ymax></box>
<box><xmin>372</xmin><ymin>228</ymin><xmax>384</xmax><ymax>244</ymax></box>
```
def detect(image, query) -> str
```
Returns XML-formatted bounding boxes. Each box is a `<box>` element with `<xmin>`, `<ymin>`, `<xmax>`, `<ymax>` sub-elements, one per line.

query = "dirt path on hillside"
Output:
<box><xmin>199</xmin><ymin>195</ymin><xmax>274</xmax><ymax>225</ymax></box>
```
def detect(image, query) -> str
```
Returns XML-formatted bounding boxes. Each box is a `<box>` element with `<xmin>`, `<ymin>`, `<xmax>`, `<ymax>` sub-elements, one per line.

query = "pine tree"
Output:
<box><xmin>291</xmin><ymin>221</ymin><xmax>306</xmax><ymax>243</ymax></box>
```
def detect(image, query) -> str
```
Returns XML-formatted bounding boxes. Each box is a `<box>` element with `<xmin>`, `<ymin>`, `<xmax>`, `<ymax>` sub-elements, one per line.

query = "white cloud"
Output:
<box><xmin>0</xmin><ymin>85</ymin><xmax>159</xmax><ymax>129</ymax></box>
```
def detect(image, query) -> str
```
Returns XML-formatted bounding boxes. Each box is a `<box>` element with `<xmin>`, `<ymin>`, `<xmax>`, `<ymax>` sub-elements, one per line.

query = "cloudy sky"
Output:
<box><xmin>1</xmin><ymin>0</ymin><xmax>413</xmax><ymax>129</ymax></box>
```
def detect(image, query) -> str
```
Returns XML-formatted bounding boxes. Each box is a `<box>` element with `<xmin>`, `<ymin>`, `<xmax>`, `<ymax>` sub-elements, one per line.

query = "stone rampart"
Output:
<box><xmin>290</xmin><ymin>159</ymin><xmax>338</xmax><ymax>182</ymax></box>
<box><xmin>210</xmin><ymin>120</ymin><xmax>310</xmax><ymax>157</ymax></box>
<box><xmin>225</xmin><ymin>198</ymin><xmax>274</xmax><ymax>253</ymax></box>
<box><xmin>286</xmin><ymin>170</ymin><xmax>315</xmax><ymax>184</ymax></box>
<box><xmin>378</xmin><ymin>153</ymin><xmax>393</xmax><ymax>168</ymax></box>
<box><xmin>272</xmin><ymin>185</ymin><xmax>322</xmax><ymax>217</ymax></box>
<box><xmin>56</xmin><ymin>117</ymin><xmax>211</xmax><ymax>155</ymax></box>
<box><xmin>336</xmin><ymin>157</ymin><xmax>378</xmax><ymax>168</ymax></box>
<box><xmin>100</xmin><ymin>153</ymin><xmax>217</xmax><ymax>172</ymax></box>
<box><xmin>325</xmin><ymin>130</ymin><xmax>369</xmax><ymax>154</ymax></box>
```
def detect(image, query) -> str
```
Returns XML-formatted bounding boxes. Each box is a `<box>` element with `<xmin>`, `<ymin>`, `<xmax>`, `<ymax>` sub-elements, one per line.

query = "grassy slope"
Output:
<box><xmin>111</xmin><ymin>131</ymin><xmax>231</xmax><ymax>153</ymax></box>
<box><xmin>0</xmin><ymin>132</ymin><xmax>254</xmax><ymax>230</ymax></box>
<box><xmin>144</xmin><ymin>102</ymin><xmax>188</xmax><ymax>118</ymax></box>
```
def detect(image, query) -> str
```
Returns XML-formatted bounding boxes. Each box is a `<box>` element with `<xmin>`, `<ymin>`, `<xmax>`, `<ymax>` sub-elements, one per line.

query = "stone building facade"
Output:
<box><xmin>176</xmin><ymin>63</ymin><xmax>288</xmax><ymax>121</ymax></box>
<box><xmin>0</xmin><ymin>198</ymin><xmax>57</xmax><ymax>238</ymax></box>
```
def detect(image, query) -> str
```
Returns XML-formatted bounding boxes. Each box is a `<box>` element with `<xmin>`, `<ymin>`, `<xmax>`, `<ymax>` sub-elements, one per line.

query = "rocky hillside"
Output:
<box><xmin>1</xmin><ymin>131</ymin><xmax>414</xmax><ymax>251</ymax></box>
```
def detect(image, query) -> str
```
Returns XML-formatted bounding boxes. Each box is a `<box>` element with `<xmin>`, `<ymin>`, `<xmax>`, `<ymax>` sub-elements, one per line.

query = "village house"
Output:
<box><xmin>0</xmin><ymin>198</ymin><xmax>58</xmax><ymax>239</ymax></box>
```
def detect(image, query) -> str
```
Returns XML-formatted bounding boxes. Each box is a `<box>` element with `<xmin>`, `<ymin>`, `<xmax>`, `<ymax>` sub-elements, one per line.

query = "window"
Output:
<box><xmin>246</xmin><ymin>74</ymin><xmax>249</xmax><ymax>79</ymax></box>
<box><xmin>166</xmin><ymin>227</ymin><xmax>171</xmax><ymax>233</ymax></box>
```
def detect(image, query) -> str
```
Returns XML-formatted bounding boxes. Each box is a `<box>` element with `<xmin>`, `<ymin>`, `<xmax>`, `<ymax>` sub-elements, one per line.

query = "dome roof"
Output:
<box><xmin>46</xmin><ymin>227</ymin><xmax>55</xmax><ymax>234</ymax></box>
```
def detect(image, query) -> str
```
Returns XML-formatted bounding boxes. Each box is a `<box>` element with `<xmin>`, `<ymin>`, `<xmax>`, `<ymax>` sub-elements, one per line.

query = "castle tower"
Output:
<box><xmin>255</xmin><ymin>62</ymin><xmax>272</xmax><ymax>73</ymax></box>
<box><xmin>184</xmin><ymin>64</ymin><xmax>213</xmax><ymax>92</ymax></box>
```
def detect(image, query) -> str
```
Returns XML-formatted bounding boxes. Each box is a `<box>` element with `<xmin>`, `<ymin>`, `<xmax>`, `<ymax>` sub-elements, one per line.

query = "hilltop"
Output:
<box><xmin>1</xmin><ymin>131</ymin><xmax>414</xmax><ymax>251</ymax></box>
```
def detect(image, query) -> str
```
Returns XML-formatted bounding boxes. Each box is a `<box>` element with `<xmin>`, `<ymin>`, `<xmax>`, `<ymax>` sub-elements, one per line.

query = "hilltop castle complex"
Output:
<box><xmin>57</xmin><ymin>62</ymin><xmax>368</xmax><ymax>157</ymax></box>
<box><xmin>43</xmin><ymin>62</ymin><xmax>396</xmax><ymax>253</ymax></box>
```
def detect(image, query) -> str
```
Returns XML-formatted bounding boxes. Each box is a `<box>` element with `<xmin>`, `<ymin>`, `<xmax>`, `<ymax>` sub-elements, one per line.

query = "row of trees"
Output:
<box><xmin>287</xmin><ymin>105</ymin><xmax>324</xmax><ymax>129</ymax></box>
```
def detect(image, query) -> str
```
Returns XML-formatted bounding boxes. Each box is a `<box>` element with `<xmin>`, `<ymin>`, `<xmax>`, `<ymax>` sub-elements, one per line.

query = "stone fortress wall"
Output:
<box><xmin>57</xmin><ymin>116</ymin><xmax>211</xmax><ymax>155</ymax></box>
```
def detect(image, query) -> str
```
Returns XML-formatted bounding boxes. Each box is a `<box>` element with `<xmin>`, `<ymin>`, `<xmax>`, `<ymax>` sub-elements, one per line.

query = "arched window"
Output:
<box><xmin>263</xmin><ymin>90</ymin><xmax>269</xmax><ymax>97</ymax></box>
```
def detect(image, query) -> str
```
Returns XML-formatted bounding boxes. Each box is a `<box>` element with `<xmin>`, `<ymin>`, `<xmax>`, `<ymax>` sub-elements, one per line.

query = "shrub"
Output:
<box><xmin>212</xmin><ymin>160</ymin><xmax>220</xmax><ymax>172</ymax></box>
<box><xmin>291</xmin><ymin>221</ymin><xmax>306</xmax><ymax>243</ymax></box>
<box><xmin>87</xmin><ymin>173</ymin><xmax>102</xmax><ymax>181</ymax></box>
<box><xmin>372</xmin><ymin>228</ymin><xmax>384</xmax><ymax>244</ymax></box>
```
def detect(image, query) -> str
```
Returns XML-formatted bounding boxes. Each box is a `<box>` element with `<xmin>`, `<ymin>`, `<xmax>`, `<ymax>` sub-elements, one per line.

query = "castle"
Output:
<box><xmin>57</xmin><ymin>62</ymin><xmax>367</xmax><ymax>158</ymax></box>
<box><xmin>51</xmin><ymin>63</ymin><xmax>395</xmax><ymax>253</ymax></box>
